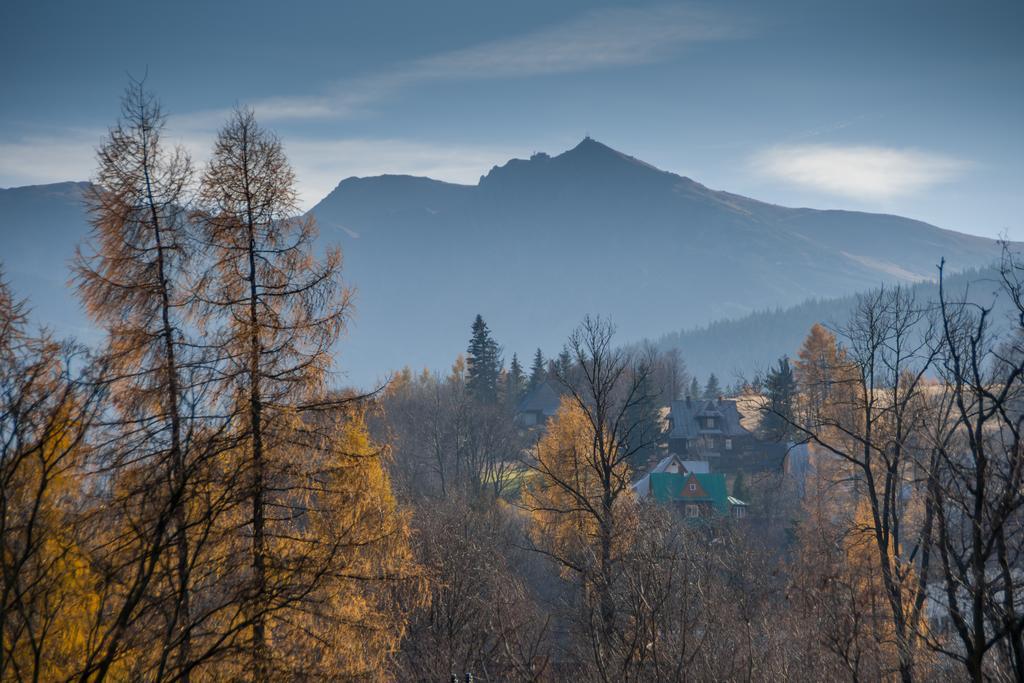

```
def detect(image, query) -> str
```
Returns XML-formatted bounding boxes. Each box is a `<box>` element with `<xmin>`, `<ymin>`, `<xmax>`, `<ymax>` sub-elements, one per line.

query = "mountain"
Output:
<box><xmin>0</xmin><ymin>139</ymin><xmax>1005</xmax><ymax>387</ymax></box>
<box><xmin>308</xmin><ymin>137</ymin><xmax>1000</xmax><ymax>384</ymax></box>
<box><xmin>649</xmin><ymin>265</ymin><xmax>1009</xmax><ymax>387</ymax></box>
<box><xmin>0</xmin><ymin>181</ymin><xmax>96</xmax><ymax>341</ymax></box>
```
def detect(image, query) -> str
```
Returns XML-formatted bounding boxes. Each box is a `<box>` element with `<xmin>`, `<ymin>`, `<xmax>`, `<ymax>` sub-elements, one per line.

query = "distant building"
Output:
<box><xmin>632</xmin><ymin>453</ymin><xmax>708</xmax><ymax>498</ymax></box>
<box><xmin>515</xmin><ymin>380</ymin><xmax>562</xmax><ymax>427</ymax></box>
<box><xmin>637</xmin><ymin>469</ymin><xmax>748</xmax><ymax>520</ymax></box>
<box><xmin>665</xmin><ymin>396</ymin><xmax>786</xmax><ymax>473</ymax></box>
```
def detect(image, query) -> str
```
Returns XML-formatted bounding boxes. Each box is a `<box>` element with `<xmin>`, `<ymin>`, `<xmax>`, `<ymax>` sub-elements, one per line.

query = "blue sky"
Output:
<box><xmin>1</xmin><ymin>0</ymin><xmax>1021</xmax><ymax>238</ymax></box>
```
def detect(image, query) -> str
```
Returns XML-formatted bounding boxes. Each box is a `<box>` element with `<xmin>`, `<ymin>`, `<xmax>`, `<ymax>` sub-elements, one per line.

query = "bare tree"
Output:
<box><xmin>926</xmin><ymin>253</ymin><xmax>1024</xmax><ymax>680</ymax></box>
<box><xmin>523</xmin><ymin>316</ymin><xmax>659</xmax><ymax>679</ymax></box>
<box><xmin>784</xmin><ymin>288</ymin><xmax>939</xmax><ymax>681</ymax></box>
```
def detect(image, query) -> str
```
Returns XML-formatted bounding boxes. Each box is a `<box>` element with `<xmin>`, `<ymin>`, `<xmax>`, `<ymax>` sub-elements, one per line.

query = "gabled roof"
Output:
<box><xmin>649</xmin><ymin>472</ymin><xmax>731</xmax><ymax>514</ymax></box>
<box><xmin>632</xmin><ymin>455</ymin><xmax>709</xmax><ymax>497</ymax></box>
<box><xmin>517</xmin><ymin>380</ymin><xmax>562</xmax><ymax>417</ymax></box>
<box><xmin>667</xmin><ymin>398</ymin><xmax>751</xmax><ymax>440</ymax></box>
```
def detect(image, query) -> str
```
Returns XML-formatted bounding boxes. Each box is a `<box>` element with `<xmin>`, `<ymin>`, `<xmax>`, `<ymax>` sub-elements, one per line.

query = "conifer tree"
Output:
<box><xmin>506</xmin><ymin>352</ymin><xmax>525</xmax><ymax>408</ymax></box>
<box><xmin>197</xmin><ymin>108</ymin><xmax>354</xmax><ymax>680</ymax></box>
<box><xmin>466</xmin><ymin>314</ymin><xmax>501</xmax><ymax>403</ymax></box>
<box><xmin>689</xmin><ymin>377</ymin><xmax>700</xmax><ymax>399</ymax></box>
<box><xmin>763</xmin><ymin>356</ymin><xmax>797</xmax><ymax>441</ymax></box>
<box><xmin>73</xmin><ymin>80</ymin><xmax>204</xmax><ymax>679</ymax></box>
<box><xmin>703</xmin><ymin>373</ymin><xmax>721</xmax><ymax>399</ymax></box>
<box><xmin>555</xmin><ymin>345</ymin><xmax>573</xmax><ymax>379</ymax></box>
<box><xmin>527</xmin><ymin>348</ymin><xmax>546</xmax><ymax>393</ymax></box>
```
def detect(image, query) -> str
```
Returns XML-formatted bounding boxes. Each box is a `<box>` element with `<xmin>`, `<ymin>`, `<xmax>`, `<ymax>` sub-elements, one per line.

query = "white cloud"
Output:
<box><xmin>0</xmin><ymin>129</ymin><xmax>519</xmax><ymax>210</ymax></box>
<box><xmin>751</xmin><ymin>144</ymin><xmax>970</xmax><ymax>201</ymax></box>
<box><xmin>0</xmin><ymin>134</ymin><xmax>99</xmax><ymax>187</ymax></box>
<box><xmin>177</xmin><ymin>4</ymin><xmax>742</xmax><ymax>125</ymax></box>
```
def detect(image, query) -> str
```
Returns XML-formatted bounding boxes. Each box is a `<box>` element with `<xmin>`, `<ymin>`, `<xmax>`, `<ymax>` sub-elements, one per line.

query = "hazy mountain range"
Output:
<box><xmin>0</xmin><ymin>138</ymin><xmax>1005</xmax><ymax>387</ymax></box>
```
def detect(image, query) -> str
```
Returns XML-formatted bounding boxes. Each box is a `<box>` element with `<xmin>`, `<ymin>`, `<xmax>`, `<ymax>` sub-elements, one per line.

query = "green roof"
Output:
<box><xmin>648</xmin><ymin>472</ymin><xmax>730</xmax><ymax>514</ymax></box>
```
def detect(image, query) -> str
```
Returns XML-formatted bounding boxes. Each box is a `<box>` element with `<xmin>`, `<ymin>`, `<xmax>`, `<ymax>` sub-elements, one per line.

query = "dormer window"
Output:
<box><xmin>689</xmin><ymin>482</ymin><xmax>696</xmax><ymax>492</ymax></box>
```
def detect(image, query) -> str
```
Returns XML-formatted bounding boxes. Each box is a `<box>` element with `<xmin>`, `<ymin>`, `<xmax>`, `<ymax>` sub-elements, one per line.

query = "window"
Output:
<box><xmin>732</xmin><ymin>506</ymin><xmax>746</xmax><ymax>519</ymax></box>
<box><xmin>686</xmin><ymin>505</ymin><xmax>700</xmax><ymax>518</ymax></box>
<box><xmin>724</xmin><ymin>439</ymin><xmax>732</xmax><ymax>450</ymax></box>
<box><xmin>689</xmin><ymin>482</ymin><xmax>696</xmax><ymax>492</ymax></box>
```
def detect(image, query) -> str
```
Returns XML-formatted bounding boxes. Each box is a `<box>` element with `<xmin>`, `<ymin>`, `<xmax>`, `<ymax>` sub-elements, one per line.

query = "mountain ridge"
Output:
<box><xmin>0</xmin><ymin>140</ymin><xmax>1006</xmax><ymax>387</ymax></box>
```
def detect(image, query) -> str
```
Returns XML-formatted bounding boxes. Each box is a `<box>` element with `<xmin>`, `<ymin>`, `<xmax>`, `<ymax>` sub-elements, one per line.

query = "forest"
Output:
<box><xmin>2</xmin><ymin>83</ymin><xmax>1024</xmax><ymax>682</ymax></box>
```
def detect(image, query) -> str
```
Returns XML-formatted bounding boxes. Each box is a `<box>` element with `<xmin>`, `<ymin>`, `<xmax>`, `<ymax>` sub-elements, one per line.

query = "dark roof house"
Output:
<box><xmin>666</xmin><ymin>397</ymin><xmax>786</xmax><ymax>473</ymax></box>
<box><xmin>516</xmin><ymin>380</ymin><xmax>562</xmax><ymax>427</ymax></box>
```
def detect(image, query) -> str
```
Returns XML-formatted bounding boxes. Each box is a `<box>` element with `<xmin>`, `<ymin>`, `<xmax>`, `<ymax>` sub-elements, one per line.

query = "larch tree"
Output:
<box><xmin>73</xmin><ymin>80</ymin><xmax>208</xmax><ymax>681</ymax></box>
<box><xmin>197</xmin><ymin>107</ymin><xmax>417</xmax><ymax>680</ymax></box>
<box><xmin>0</xmin><ymin>274</ymin><xmax>103</xmax><ymax>682</ymax></box>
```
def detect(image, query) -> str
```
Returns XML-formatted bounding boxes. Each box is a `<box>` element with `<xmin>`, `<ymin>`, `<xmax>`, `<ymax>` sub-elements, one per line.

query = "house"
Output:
<box><xmin>665</xmin><ymin>396</ymin><xmax>786</xmax><ymax>473</ymax></box>
<box><xmin>632</xmin><ymin>453</ymin><xmax>709</xmax><ymax>498</ymax></box>
<box><xmin>638</xmin><ymin>469</ymin><xmax>748</xmax><ymax>520</ymax></box>
<box><xmin>515</xmin><ymin>380</ymin><xmax>562</xmax><ymax>427</ymax></box>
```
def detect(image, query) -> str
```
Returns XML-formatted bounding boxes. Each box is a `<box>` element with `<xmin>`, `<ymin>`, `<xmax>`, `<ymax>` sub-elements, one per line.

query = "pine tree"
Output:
<box><xmin>703</xmin><ymin>373</ymin><xmax>721</xmax><ymax>399</ymax></box>
<box><xmin>466</xmin><ymin>314</ymin><xmax>501</xmax><ymax>403</ymax></box>
<box><xmin>527</xmin><ymin>348</ymin><xmax>546</xmax><ymax>393</ymax></box>
<box><xmin>732</xmin><ymin>470</ymin><xmax>750</xmax><ymax>503</ymax></box>
<box><xmin>763</xmin><ymin>356</ymin><xmax>797</xmax><ymax>441</ymax></box>
<box><xmin>623</xmin><ymin>365</ymin><xmax>661</xmax><ymax>468</ymax></box>
<box><xmin>555</xmin><ymin>345</ymin><xmax>573</xmax><ymax>379</ymax></box>
<box><xmin>689</xmin><ymin>377</ymin><xmax>700</xmax><ymax>400</ymax></box>
<box><xmin>506</xmin><ymin>353</ymin><xmax>525</xmax><ymax>408</ymax></box>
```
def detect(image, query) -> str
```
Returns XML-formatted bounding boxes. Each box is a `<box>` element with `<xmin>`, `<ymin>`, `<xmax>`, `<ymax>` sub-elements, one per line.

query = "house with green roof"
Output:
<box><xmin>644</xmin><ymin>471</ymin><xmax>748</xmax><ymax>520</ymax></box>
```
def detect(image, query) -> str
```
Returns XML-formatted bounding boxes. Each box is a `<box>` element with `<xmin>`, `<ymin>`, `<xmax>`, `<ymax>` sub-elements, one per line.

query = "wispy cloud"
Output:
<box><xmin>751</xmin><ymin>144</ymin><xmax>970</xmax><ymax>201</ymax></box>
<box><xmin>176</xmin><ymin>4</ymin><xmax>743</xmax><ymax>125</ymax></box>
<box><xmin>0</xmin><ymin>133</ymin><xmax>99</xmax><ymax>187</ymax></box>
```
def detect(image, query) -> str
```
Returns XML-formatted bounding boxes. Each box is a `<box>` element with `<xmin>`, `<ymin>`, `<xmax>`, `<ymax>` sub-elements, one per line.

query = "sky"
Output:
<box><xmin>1</xmin><ymin>0</ymin><xmax>1022</xmax><ymax>239</ymax></box>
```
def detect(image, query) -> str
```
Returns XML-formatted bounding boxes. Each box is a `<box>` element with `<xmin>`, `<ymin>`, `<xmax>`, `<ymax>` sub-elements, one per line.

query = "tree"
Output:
<box><xmin>703</xmin><ymin>373</ymin><xmax>721</xmax><ymax>399</ymax></box>
<box><xmin>0</xmin><ymin>275</ymin><xmax>104</xmax><ymax>681</ymax></box>
<box><xmin>793</xmin><ymin>323</ymin><xmax>848</xmax><ymax>425</ymax></box>
<box><xmin>466</xmin><ymin>315</ymin><xmax>501</xmax><ymax>404</ymax></box>
<box><xmin>791</xmin><ymin>289</ymin><xmax>938</xmax><ymax>682</ymax></box>
<box><xmin>732</xmin><ymin>470</ymin><xmax>750</xmax><ymax>503</ymax></box>
<box><xmin>924</xmin><ymin>253</ymin><xmax>1024</xmax><ymax>681</ymax></box>
<box><xmin>762</xmin><ymin>356</ymin><xmax>797</xmax><ymax>441</ymax></box>
<box><xmin>73</xmin><ymin>79</ymin><xmax>214</xmax><ymax>681</ymax></box>
<box><xmin>523</xmin><ymin>317</ymin><xmax>654</xmax><ymax>677</ymax></box>
<box><xmin>505</xmin><ymin>352</ymin><xmax>525</xmax><ymax>409</ymax></box>
<box><xmin>689</xmin><ymin>377</ymin><xmax>700</xmax><ymax>400</ymax></box>
<box><xmin>527</xmin><ymin>348</ymin><xmax>546</xmax><ymax>393</ymax></box>
<box><xmin>197</xmin><ymin>107</ymin><xmax>354</xmax><ymax>680</ymax></box>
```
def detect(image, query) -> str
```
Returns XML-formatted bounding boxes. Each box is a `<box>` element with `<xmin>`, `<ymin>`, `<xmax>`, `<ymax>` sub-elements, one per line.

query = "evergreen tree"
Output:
<box><xmin>703</xmin><ymin>373</ymin><xmax>721</xmax><ymax>399</ymax></box>
<box><xmin>506</xmin><ymin>353</ymin><xmax>525</xmax><ymax>408</ymax></box>
<box><xmin>528</xmin><ymin>348</ymin><xmax>546</xmax><ymax>393</ymax></box>
<box><xmin>555</xmin><ymin>345</ymin><xmax>573</xmax><ymax>379</ymax></box>
<box><xmin>466</xmin><ymin>314</ymin><xmax>501</xmax><ymax>403</ymax></box>
<box><xmin>763</xmin><ymin>356</ymin><xmax>797</xmax><ymax>441</ymax></box>
<box><xmin>623</xmin><ymin>363</ymin><xmax>661</xmax><ymax>468</ymax></box>
<box><xmin>732</xmin><ymin>470</ymin><xmax>750</xmax><ymax>503</ymax></box>
<box><xmin>689</xmin><ymin>377</ymin><xmax>700</xmax><ymax>400</ymax></box>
